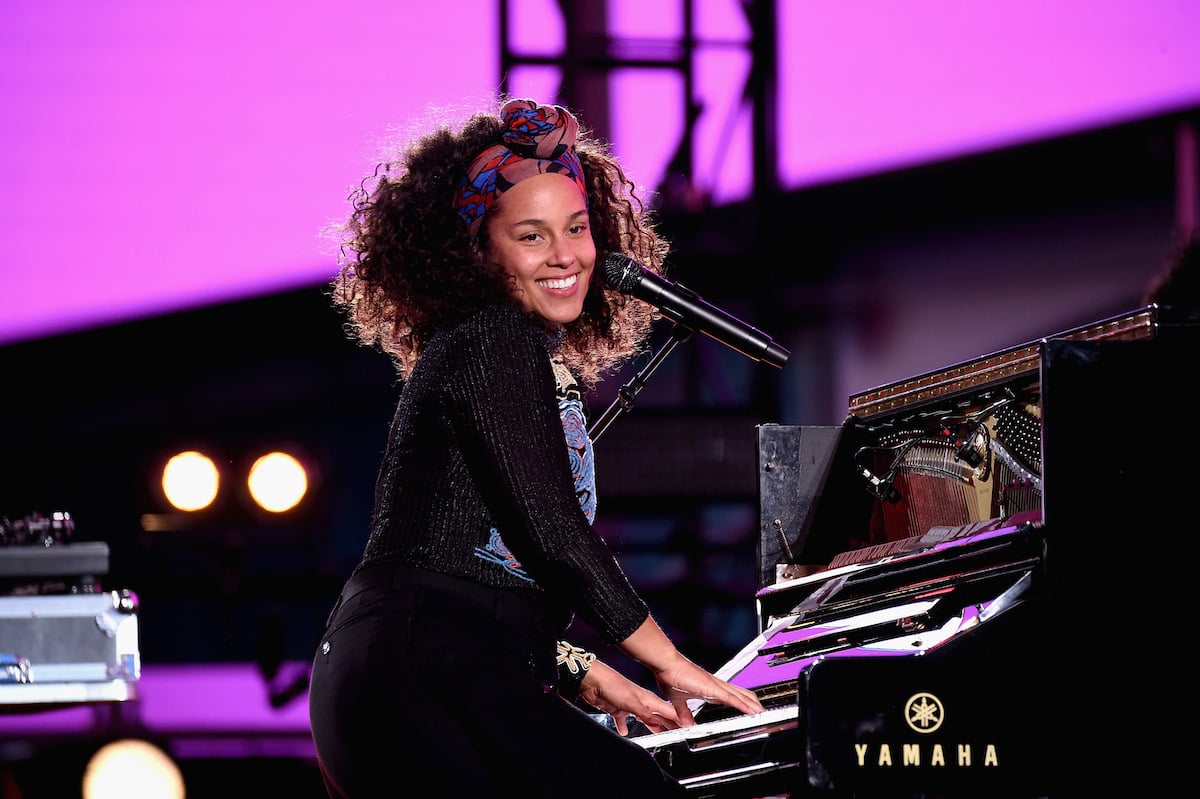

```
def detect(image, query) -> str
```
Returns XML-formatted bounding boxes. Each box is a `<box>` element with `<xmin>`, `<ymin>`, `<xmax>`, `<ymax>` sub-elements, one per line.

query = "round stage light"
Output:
<box><xmin>82</xmin><ymin>738</ymin><xmax>185</xmax><ymax>799</ymax></box>
<box><xmin>161</xmin><ymin>450</ymin><xmax>220</xmax><ymax>512</ymax></box>
<box><xmin>247</xmin><ymin>451</ymin><xmax>308</xmax><ymax>513</ymax></box>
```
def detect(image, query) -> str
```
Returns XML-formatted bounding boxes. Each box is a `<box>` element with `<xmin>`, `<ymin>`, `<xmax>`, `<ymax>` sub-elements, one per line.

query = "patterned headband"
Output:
<box><xmin>454</xmin><ymin>99</ymin><xmax>589</xmax><ymax>237</ymax></box>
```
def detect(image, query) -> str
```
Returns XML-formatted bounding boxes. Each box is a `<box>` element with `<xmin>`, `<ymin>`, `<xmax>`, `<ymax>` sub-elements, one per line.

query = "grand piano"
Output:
<box><xmin>629</xmin><ymin>303</ymin><xmax>1197</xmax><ymax>798</ymax></box>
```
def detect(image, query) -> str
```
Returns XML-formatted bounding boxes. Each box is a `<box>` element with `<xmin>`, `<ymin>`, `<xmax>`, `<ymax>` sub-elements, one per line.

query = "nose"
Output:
<box><xmin>549</xmin><ymin>236</ymin><xmax>577</xmax><ymax>268</ymax></box>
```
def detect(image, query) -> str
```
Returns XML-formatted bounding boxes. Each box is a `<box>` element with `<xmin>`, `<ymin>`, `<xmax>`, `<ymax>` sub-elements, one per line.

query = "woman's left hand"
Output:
<box><xmin>576</xmin><ymin>659</ymin><xmax>684</xmax><ymax>736</ymax></box>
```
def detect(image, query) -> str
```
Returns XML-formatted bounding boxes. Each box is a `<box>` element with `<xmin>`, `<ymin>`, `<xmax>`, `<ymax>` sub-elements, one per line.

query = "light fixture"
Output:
<box><xmin>82</xmin><ymin>738</ymin><xmax>185</xmax><ymax>799</ymax></box>
<box><xmin>161</xmin><ymin>451</ymin><xmax>220</xmax><ymax>512</ymax></box>
<box><xmin>246</xmin><ymin>451</ymin><xmax>309</xmax><ymax>513</ymax></box>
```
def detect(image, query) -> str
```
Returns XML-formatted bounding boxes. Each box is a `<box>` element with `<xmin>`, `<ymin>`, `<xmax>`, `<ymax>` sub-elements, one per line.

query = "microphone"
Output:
<box><xmin>601</xmin><ymin>253</ymin><xmax>790</xmax><ymax>368</ymax></box>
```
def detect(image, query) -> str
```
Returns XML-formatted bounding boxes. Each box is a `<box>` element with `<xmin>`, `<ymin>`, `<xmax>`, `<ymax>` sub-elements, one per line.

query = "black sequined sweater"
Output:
<box><xmin>356</xmin><ymin>303</ymin><xmax>650</xmax><ymax>645</ymax></box>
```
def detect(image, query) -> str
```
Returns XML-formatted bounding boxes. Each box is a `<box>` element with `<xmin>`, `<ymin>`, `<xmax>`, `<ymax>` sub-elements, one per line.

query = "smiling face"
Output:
<box><xmin>481</xmin><ymin>172</ymin><xmax>595</xmax><ymax>326</ymax></box>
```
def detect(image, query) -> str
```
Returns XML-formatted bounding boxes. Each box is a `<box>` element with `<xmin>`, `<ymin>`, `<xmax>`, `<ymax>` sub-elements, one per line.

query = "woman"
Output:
<box><xmin>308</xmin><ymin>97</ymin><xmax>764</xmax><ymax>798</ymax></box>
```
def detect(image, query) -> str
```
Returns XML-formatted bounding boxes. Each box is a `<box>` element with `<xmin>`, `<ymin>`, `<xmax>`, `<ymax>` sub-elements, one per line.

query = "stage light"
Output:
<box><xmin>246</xmin><ymin>451</ymin><xmax>308</xmax><ymax>513</ymax></box>
<box><xmin>82</xmin><ymin>738</ymin><xmax>185</xmax><ymax>799</ymax></box>
<box><xmin>161</xmin><ymin>451</ymin><xmax>220</xmax><ymax>512</ymax></box>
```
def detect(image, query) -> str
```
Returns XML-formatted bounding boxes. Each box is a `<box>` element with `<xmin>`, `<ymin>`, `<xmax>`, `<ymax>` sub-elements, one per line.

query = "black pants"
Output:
<box><xmin>308</xmin><ymin>563</ymin><xmax>686</xmax><ymax>798</ymax></box>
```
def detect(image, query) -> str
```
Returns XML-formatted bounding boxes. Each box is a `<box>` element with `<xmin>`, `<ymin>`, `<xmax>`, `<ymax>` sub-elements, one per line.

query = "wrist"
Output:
<box><xmin>555</xmin><ymin>640</ymin><xmax>596</xmax><ymax>701</ymax></box>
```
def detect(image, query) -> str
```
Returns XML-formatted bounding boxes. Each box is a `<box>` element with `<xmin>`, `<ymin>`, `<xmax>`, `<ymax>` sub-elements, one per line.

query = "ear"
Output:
<box><xmin>470</xmin><ymin>239</ymin><xmax>487</xmax><ymax>266</ymax></box>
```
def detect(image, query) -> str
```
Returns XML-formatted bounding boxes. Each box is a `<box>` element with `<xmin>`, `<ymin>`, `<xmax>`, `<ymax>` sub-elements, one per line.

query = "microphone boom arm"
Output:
<box><xmin>587</xmin><ymin>322</ymin><xmax>694</xmax><ymax>443</ymax></box>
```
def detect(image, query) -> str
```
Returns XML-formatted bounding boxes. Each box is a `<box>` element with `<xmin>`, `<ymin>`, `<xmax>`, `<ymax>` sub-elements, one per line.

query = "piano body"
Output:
<box><xmin>630</xmin><ymin>304</ymin><xmax>1197</xmax><ymax>797</ymax></box>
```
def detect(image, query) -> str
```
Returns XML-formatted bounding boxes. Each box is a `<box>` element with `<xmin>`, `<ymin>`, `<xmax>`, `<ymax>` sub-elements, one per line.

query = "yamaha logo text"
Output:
<box><xmin>851</xmin><ymin>691</ymin><xmax>1000</xmax><ymax>769</ymax></box>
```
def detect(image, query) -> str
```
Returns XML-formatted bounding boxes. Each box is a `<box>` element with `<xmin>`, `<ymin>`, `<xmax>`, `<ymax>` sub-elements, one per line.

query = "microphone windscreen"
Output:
<box><xmin>601</xmin><ymin>253</ymin><xmax>644</xmax><ymax>292</ymax></box>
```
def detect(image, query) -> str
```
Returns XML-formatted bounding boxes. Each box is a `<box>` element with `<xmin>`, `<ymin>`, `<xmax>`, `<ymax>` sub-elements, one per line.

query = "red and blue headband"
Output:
<box><xmin>454</xmin><ymin>99</ymin><xmax>588</xmax><ymax>236</ymax></box>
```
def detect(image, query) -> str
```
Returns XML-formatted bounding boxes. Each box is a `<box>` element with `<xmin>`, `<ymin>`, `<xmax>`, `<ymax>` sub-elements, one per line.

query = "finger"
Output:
<box><xmin>644</xmin><ymin>704</ymin><xmax>681</xmax><ymax>731</ymax></box>
<box><xmin>643</xmin><ymin>715</ymin><xmax>672</xmax><ymax>733</ymax></box>
<box><xmin>720</xmin><ymin>687</ymin><xmax>763</xmax><ymax>714</ymax></box>
<box><xmin>702</xmin><ymin>679</ymin><xmax>761</xmax><ymax>712</ymax></box>
<box><xmin>735</xmin><ymin>685</ymin><xmax>765</xmax><ymax>711</ymax></box>
<box><xmin>669</xmin><ymin>694</ymin><xmax>697</xmax><ymax>726</ymax></box>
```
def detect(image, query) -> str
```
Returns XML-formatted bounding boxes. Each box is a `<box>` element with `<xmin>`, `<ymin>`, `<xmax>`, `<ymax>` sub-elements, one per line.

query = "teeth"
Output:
<box><xmin>539</xmin><ymin>274</ymin><xmax>578</xmax><ymax>290</ymax></box>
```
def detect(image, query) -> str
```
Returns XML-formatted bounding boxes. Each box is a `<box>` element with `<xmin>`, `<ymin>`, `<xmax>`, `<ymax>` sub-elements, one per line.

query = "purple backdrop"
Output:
<box><xmin>2</xmin><ymin>1</ymin><xmax>1198</xmax><ymax>346</ymax></box>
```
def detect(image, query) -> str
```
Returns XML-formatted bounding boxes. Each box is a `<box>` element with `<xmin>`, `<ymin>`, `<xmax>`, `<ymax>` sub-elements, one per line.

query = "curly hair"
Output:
<box><xmin>328</xmin><ymin>98</ymin><xmax>670</xmax><ymax>389</ymax></box>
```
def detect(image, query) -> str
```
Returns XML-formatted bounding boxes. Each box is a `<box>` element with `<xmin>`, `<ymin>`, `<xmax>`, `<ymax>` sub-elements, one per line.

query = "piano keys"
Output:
<box><xmin>630</xmin><ymin>704</ymin><xmax>802</xmax><ymax>796</ymax></box>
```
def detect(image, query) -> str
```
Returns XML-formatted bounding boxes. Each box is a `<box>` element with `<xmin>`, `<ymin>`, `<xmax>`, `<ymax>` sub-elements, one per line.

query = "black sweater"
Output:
<box><xmin>357</xmin><ymin>303</ymin><xmax>650</xmax><ymax>645</ymax></box>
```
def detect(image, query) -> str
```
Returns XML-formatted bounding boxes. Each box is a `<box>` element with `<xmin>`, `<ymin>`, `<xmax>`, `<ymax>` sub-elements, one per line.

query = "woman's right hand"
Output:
<box><xmin>650</xmin><ymin>653</ymin><xmax>764</xmax><ymax>725</ymax></box>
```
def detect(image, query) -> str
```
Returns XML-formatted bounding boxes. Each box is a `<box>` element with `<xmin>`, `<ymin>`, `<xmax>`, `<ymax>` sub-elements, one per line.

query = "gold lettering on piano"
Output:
<box><xmin>852</xmin><ymin>743</ymin><xmax>1000</xmax><ymax>768</ymax></box>
<box><xmin>838</xmin><ymin>689</ymin><xmax>1004</xmax><ymax>770</ymax></box>
<box><xmin>984</xmin><ymin>745</ymin><xmax>998</xmax><ymax>767</ymax></box>
<box><xmin>903</xmin><ymin>744</ymin><xmax>920</xmax><ymax>766</ymax></box>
